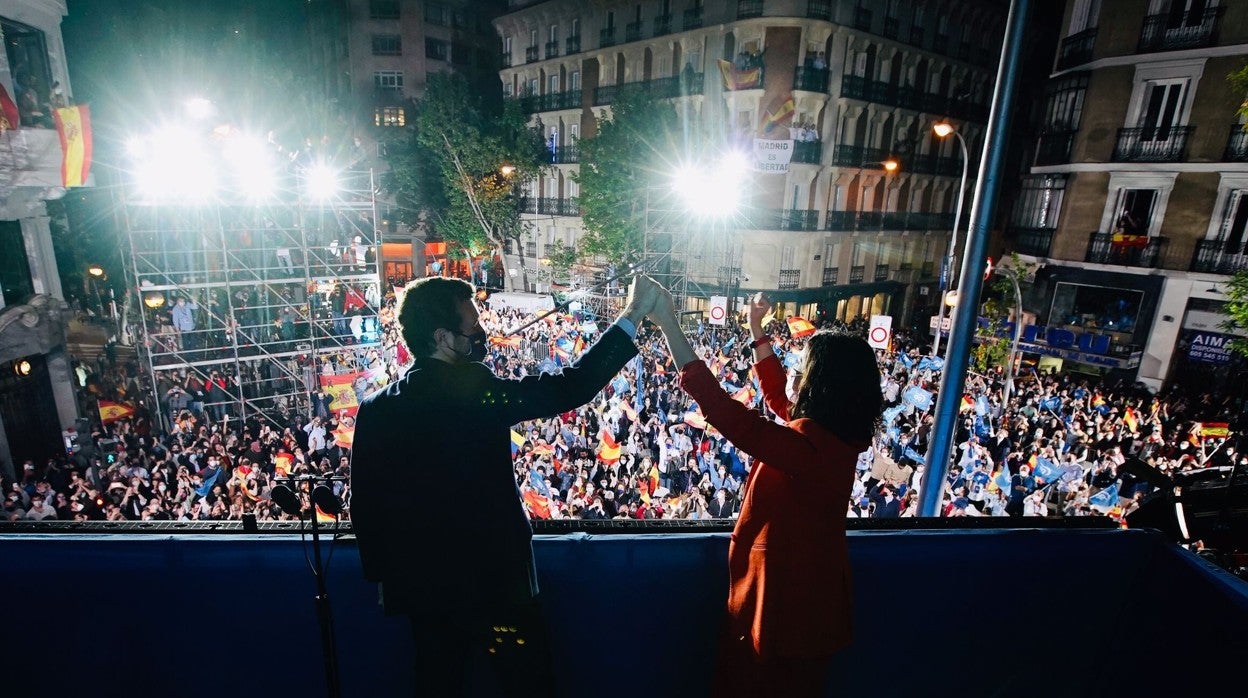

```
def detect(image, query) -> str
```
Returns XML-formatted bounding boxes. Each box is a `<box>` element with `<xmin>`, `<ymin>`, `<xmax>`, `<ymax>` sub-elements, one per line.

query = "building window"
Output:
<box><xmin>425</xmin><ymin>39</ymin><xmax>449</xmax><ymax>61</ymax></box>
<box><xmin>424</xmin><ymin>2</ymin><xmax>448</xmax><ymax>25</ymax></box>
<box><xmin>0</xmin><ymin>221</ymin><xmax>34</xmax><ymax>307</ymax></box>
<box><xmin>374</xmin><ymin>107</ymin><xmax>406</xmax><ymax>127</ymax></box>
<box><xmin>1041</xmin><ymin>74</ymin><xmax>1088</xmax><ymax>133</ymax></box>
<box><xmin>1</xmin><ymin>17</ymin><xmax>54</xmax><ymax>128</ymax></box>
<box><xmin>1011</xmin><ymin>175</ymin><xmax>1067</xmax><ymax>229</ymax></box>
<box><xmin>1214</xmin><ymin>191</ymin><xmax>1248</xmax><ymax>255</ymax></box>
<box><xmin>373</xmin><ymin>71</ymin><xmax>403</xmax><ymax>90</ymax></box>
<box><xmin>1113</xmin><ymin>189</ymin><xmax>1158</xmax><ymax>236</ymax></box>
<box><xmin>371</xmin><ymin>34</ymin><xmax>402</xmax><ymax>56</ymax></box>
<box><xmin>368</xmin><ymin>0</ymin><xmax>400</xmax><ymax>20</ymax></box>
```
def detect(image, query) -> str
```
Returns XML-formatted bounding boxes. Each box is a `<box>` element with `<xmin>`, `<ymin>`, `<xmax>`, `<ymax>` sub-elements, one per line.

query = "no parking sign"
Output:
<box><xmin>708</xmin><ymin>296</ymin><xmax>728</xmax><ymax>326</ymax></box>
<box><xmin>868</xmin><ymin>315</ymin><xmax>892</xmax><ymax>350</ymax></box>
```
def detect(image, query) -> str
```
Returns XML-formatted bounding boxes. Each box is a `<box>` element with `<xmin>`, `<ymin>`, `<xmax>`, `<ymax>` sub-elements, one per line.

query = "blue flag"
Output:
<box><xmin>973</xmin><ymin>415</ymin><xmax>992</xmax><ymax>440</ymax></box>
<box><xmin>897</xmin><ymin>352</ymin><xmax>914</xmax><ymax>370</ymax></box>
<box><xmin>917</xmin><ymin>357</ymin><xmax>933</xmax><ymax>371</ymax></box>
<box><xmin>722</xmin><ymin>336</ymin><xmax>736</xmax><ymax>351</ymax></box>
<box><xmin>1089</xmin><ymin>483</ymin><xmax>1120</xmax><ymax>512</ymax></box>
<box><xmin>882</xmin><ymin>404</ymin><xmax>905</xmax><ymax>426</ymax></box>
<box><xmin>902</xmin><ymin>385</ymin><xmax>934</xmax><ymax>412</ymax></box>
<box><xmin>1032</xmin><ymin>457</ymin><xmax>1062</xmax><ymax>483</ymax></box>
<box><xmin>975</xmin><ymin>395</ymin><xmax>991</xmax><ymax>417</ymax></box>
<box><xmin>783</xmin><ymin>351</ymin><xmax>802</xmax><ymax>369</ymax></box>
<box><xmin>1072</xmin><ymin>388</ymin><xmax>1088</xmax><ymax>401</ymax></box>
<box><xmin>903</xmin><ymin>447</ymin><xmax>926</xmax><ymax>465</ymax></box>
<box><xmin>994</xmin><ymin>468</ymin><xmax>1012</xmax><ymax>493</ymax></box>
<box><xmin>610</xmin><ymin>374</ymin><xmax>630</xmax><ymax>396</ymax></box>
<box><xmin>1040</xmin><ymin>396</ymin><xmax>1062</xmax><ymax>413</ymax></box>
<box><xmin>195</xmin><ymin>467</ymin><xmax>221</xmax><ymax>498</ymax></box>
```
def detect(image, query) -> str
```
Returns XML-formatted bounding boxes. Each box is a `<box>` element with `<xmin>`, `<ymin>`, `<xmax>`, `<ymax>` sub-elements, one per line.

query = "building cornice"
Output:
<box><xmin>1031</xmin><ymin>162</ymin><xmax>1248</xmax><ymax>176</ymax></box>
<box><xmin>1051</xmin><ymin>42</ymin><xmax>1248</xmax><ymax>79</ymax></box>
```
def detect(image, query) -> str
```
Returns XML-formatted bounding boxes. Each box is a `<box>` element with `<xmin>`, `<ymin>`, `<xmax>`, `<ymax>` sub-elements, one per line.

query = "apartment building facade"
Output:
<box><xmin>1009</xmin><ymin>0</ymin><xmax>1248</xmax><ymax>389</ymax></box>
<box><xmin>495</xmin><ymin>0</ymin><xmax>1006</xmax><ymax>325</ymax></box>
<box><xmin>0</xmin><ymin>0</ymin><xmax>84</xmax><ymax>479</ymax></box>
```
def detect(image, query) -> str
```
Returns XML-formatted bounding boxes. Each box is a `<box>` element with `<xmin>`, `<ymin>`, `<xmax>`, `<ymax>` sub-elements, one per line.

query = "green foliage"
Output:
<box><xmin>381</xmin><ymin>74</ymin><xmax>546</xmax><ymax>284</ymax></box>
<box><xmin>972</xmin><ymin>254</ymin><xmax>1037</xmax><ymax>372</ymax></box>
<box><xmin>574</xmin><ymin>88</ymin><xmax>683</xmax><ymax>267</ymax></box>
<box><xmin>1230</xmin><ymin>63</ymin><xmax>1248</xmax><ymax>124</ymax></box>
<box><xmin>544</xmin><ymin>239</ymin><xmax>579</xmax><ymax>281</ymax></box>
<box><xmin>1221</xmin><ymin>271</ymin><xmax>1248</xmax><ymax>358</ymax></box>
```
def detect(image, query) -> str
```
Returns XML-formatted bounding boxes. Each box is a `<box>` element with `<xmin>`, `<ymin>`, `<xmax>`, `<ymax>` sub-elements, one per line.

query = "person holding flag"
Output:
<box><xmin>650</xmin><ymin>290</ymin><xmax>882</xmax><ymax>698</ymax></box>
<box><xmin>350</xmin><ymin>274</ymin><xmax>661</xmax><ymax>698</ymax></box>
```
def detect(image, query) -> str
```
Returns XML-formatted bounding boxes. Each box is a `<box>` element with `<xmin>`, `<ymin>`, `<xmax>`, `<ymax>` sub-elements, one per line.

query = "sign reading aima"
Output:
<box><xmin>1187</xmin><ymin>331</ymin><xmax>1234</xmax><ymax>365</ymax></box>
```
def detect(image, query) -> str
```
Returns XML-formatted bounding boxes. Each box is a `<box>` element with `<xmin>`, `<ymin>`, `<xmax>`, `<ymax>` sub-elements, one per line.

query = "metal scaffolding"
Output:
<box><xmin>124</xmin><ymin>170</ymin><xmax>383</xmax><ymax>427</ymax></box>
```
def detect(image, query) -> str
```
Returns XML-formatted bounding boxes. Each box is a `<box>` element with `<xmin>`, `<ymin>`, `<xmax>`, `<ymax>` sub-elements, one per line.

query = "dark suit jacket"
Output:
<box><xmin>350</xmin><ymin>325</ymin><xmax>638</xmax><ymax>616</ymax></box>
<box><xmin>680</xmin><ymin>354</ymin><xmax>865</xmax><ymax>660</ymax></box>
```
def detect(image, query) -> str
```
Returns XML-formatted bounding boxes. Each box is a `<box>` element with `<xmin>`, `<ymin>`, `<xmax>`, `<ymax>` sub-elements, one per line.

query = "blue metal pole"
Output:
<box><xmin>918</xmin><ymin>0</ymin><xmax>1030</xmax><ymax>517</ymax></box>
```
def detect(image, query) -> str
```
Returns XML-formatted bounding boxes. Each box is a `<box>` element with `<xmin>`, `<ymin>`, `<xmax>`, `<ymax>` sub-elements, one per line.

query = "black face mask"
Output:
<box><xmin>455</xmin><ymin>330</ymin><xmax>488</xmax><ymax>363</ymax></box>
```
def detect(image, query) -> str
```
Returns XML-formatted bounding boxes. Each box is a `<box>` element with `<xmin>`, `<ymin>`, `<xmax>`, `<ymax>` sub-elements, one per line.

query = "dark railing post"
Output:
<box><xmin>919</xmin><ymin>0</ymin><xmax>1030</xmax><ymax>517</ymax></box>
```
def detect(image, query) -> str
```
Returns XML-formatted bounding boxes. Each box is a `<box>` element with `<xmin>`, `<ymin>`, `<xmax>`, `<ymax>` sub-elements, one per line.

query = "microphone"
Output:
<box><xmin>311</xmin><ymin>485</ymin><xmax>342</xmax><ymax>517</ymax></box>
<box><xmin>271</xmin><ymin>484</ymin><xmax>302</xmax><ymax>517</ymax></box>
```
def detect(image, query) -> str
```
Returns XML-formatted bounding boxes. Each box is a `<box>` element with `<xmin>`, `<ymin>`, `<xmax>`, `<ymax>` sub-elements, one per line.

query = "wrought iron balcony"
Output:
<box><xmin>1085</xmin><ymin>232</ymin><xmax>1167</xmax><ymax>268</ymax></box>
<box><xmin>807</xmin><ymin>0</ymin><xmax>832</xmax><ymax>21</ymax></box>
<box><xmin>856</xmin><ymin>211</ymin><xmax>883</xmax><ymax>229</ymax></box>
<box><xmin>551</xmin><ymin>144</ymin><xmax>579</xmax><ymax>164</ymax></box>
<box><xmin>1113</xmin><ymin>126</ymin><xmax>1193</xmax><ymax>162</ymax></box>
<box><xmin>565</xmin><ymin>35</ymin><xmax>581</xmax><ymax>54</ymax></box>
<box><xmin>1057</xmin><ymin>28</ymin><xmax>1096</xmax><ymax>70</ymax></box>
<box><xmin>849</xmin><ymin>266</ymin><xmax>866</xmax><ymax>284</ymax></box>
<box><xmin>875</xmin><ymin>264</ymin><xmax>890</xmax><ymax>281</ymax></box>
<box><xmin>778</xmin><ymin>269</ymin><xmax>801</xmax><ymax>290</ymax></box>
<box><xmin>1035</xmin><ymin>130</ymin><xmax>1077</xmax><ymax>166</ymax></box>
<box><xmin>933</xmin><ymin>34</ymin><xmax>948</xmax><ymax>53</ymax></box>
<box><xmin>1010</xmin><ymin>227</ymin><xmax>1055</xmax><ymax>258</ymax></box>
<box><xmin>854</xmin><ymin>6</ymin><xmax>872</xmax><ymax>31</ymax></box>
<box><xmin>792</xmin><ymin>141</ymin><xmax>822</xmax><ymax>164</ymax></box>
<box><xmin>518</xmin><ymin>197</ymin><xmax>537</xmax><ymax>213</ymax></box>
<box><xmin>826</xmin><ymin>211</ymin><xmax>856</xmax><ymax>230</ymax></box>
<box><xmin>529</xmin><ymin>197</ymin><xmax>581</xmax><ymax>216</ymax></box>
<box><xmin>683</xmin><ymin>7</ymin><xmax>703</xmax><ymax>30</ymax></box>
<box><xmin>1191</xmin><ymin>239</ymin><xmax>1248</xmax><ymax>274</ymax></box>
<box><xmin>840</xmin><ymin>74</ymin><xmax>895</xmax><ymax>104</ymax></box>
<box><xmin>738</xmin><ymin>0</ymin><xmax>765</xmax><ymax>19</ymax></box>
<box><xmin>832</xmin><ymin>144</ymin><xmax>891</xmax><ymax>168</ymax></box>
<box><xmin>780</xmin><ymin>210</ymin><xmax>820</xmax><ymax>231</ymax></box>
<box><xmin>822</xmin><ymin>267</ymin><xmax>839</xmax><ymax>286</ymax></box>
<box><xmin>654</xmin><ymin>14</ymin><xmax>672</xmax><ymax>36</ymax></box>
<box><xmin>908</xmin><ymin>26</ymin><xmax>925</xmax><ymax>46</ymax></box>
<box><xmin>883</xmin><ymin>16</ymin><xmax>899</xmax><ymax>39</ymax></box>
<box><xmin>525</xmin><ymin>46</ymin><xmax>539</xmax><ymax>63</ymax></box>
<box><xmin>625</xmin><ymin>21</ymin><xmax>643</xmax><ymax>42</ymax></box>
<box><xmin>600</xmin><ymin>27</ymin><xmax>616</xmax><ymax>48</ymax></box>
<box><xmin>1225</xmin><ymin>124</ymin><xmax>1248</xmax><ymax>162</ymax></box>
<box><xmin>1138</xmin><ymin>6</ymin><xmax>1225</xmax><ymax>53</ymax></box>
<box><xmin>545</xmin><ymin>41</ymin><xmax>559</xmax><ymax>59</ymax></box>
<box><xmin>793</xmin><ymin>67</ymin><xmax>829</xmax><ymax>93</ymax></box>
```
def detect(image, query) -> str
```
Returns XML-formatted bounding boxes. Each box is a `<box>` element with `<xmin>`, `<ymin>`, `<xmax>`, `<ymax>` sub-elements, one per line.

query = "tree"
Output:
<box><xmin>971</xmin><ymin>254</ymin><xmax>1036</xmax><ymax>374</ymax></box>
<box><xmin>1230</xmin><ymin>63</ymin><xmax>1248</xmax><ymax>123</ymax></box>
<box><xmin>574</xmin><ymin>88</ymin><xmax>683</xmax><ymax>268</ymax></box>
<box><xmin>1221</xmin><ymin>272</ymin><xmax>1248</xmax><ymax>358</ymax></box>
<box><xmin>381</xmin><ymin>73</ymin><xmax>546</xmax><ymax>291</ymax></box>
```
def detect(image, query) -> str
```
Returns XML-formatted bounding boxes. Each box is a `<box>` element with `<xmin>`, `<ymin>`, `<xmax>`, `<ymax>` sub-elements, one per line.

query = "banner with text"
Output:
<box><xmin>753</xmin><ymin>139</ymin><xmax>795</xmax><ymax>174</ymax></box>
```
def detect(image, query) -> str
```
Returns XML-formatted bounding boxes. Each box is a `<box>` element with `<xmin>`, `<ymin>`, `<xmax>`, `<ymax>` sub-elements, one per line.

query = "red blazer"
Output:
<box><xmin>680</xmin><ymin>354</ymin><xmax>864</xmax><ymax>659</ymax></box>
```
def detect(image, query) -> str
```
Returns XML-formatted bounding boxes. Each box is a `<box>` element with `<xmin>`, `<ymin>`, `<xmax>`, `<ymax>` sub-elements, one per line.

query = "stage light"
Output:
<box><xmin>672</xmin><ymin>151</ymin><xmax>746</xmax><ymax>218</ymax></box>
<box><xmin>224</xmin><ymin>134</ymin><xmax>276</xmax><ymax>200</ymax></box>
<box><xmin>185</xmin><ymin>97</ymin><xmax>214</xmax><ymax>120</ymax></box>
<box><xmin>132</xmin><ymin>126</ymin><xmax>217</xmax><ymax>201</ymax></box>
<box><xmin>14</xmin><ymin>360</ymin><xmax>31</xmax><ymax>377</ymax></box>
<box><xmin>143</xmin><ymin>293</ymin><xmax>166</xmax><ymax>309</ymax></box>
<box><xmin>306</xmin><ymin>164</ymin><xmax>339</xmax><ymax>200</ymax></box>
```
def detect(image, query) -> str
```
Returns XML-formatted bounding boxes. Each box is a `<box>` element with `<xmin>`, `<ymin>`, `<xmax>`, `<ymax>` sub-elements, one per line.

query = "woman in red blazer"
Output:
<box><xmin>652</xmin><ymin>291</ymin><xmax>882</xmax><ymax>698</ymax></box>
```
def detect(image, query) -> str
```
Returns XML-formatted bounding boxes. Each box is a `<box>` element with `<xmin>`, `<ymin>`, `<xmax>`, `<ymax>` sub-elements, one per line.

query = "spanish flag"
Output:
<box><xmin>759</xmin><ymin>96</ymin><xmax>795</xmax><ymax>136</ymax></box>
<box><xmin>274</xmin><ymin>452</ymin><xmax>294</xmax><ymax>478</ymax></box>
<box><xmin>620</xmin><ymin>400</ymin><xmax>638</xmax><ymax>423</ymax></box>
<box><xmin>596</xmin><ymin>428</ymin><xmax>620</xmax><ymax>463</ymax></box>
<box><xmin>960</xmin><ymin>395</ymin><xmax>975</xmax><ymax>412</ymax></box>
<box><xmin>490</xmin><ymin>335</ymin><xmax>522</xmax><ymax>347</ymax></box>
<box><xmin>53</xmin><ymin>105</ymin><xmax>92</xmax><ymax>187</ymax></box>
<box><xmin>683</xmin><ymin>409</ymin><xmax>707</xmax><ymax>430</ymax></box>
<box><xmin>523</xmin><ymin>489</ymin><xmax>552</xmax><ymax>519</ymax></box>
<box><xmin>787</xmin><ymin>316</ymin><xmax>816</xmax><ymax>339</ymax></box>
<box><xmin>0</xmin><ymin>83</ymin><xmax>18</xmax><ymax>132</ymax></box>
<box><xmin>315</xmin><ymin>505</ymin><xmax>337</xmax><ymax>523</ymax></box>
<box><xmin>98</xmin><ymin>400</ymin><xmax>134</xmax><ymax>424</ymax></box>
<box><xmin>510</xmin><ymin>429</ymin><xmax>526</xmax><ymax>456</ymax></box>
<box><xmin>332</xmin><ymin>424</ymin><xmax>354</xmax><ymax>449</ymax></box>
<box><xmin>717</xmin><ymin>59</ymin><xmax>762</xmax><ymax>91</ymax></box>
<box><xmin>1123</xmin><ymin>408</ymin><xmax>1138</xmax><ymax>434</ymax></box>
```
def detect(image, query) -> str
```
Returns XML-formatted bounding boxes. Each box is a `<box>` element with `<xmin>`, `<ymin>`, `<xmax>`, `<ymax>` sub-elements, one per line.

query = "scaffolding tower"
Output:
<box><xmin>125</xmin><ymin>170</ymin><xmax>383</xmax><ymax>428</ymax></box>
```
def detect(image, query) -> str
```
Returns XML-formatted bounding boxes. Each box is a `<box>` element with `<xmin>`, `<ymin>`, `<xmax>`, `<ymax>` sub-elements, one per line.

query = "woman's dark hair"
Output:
<box><xmin>790</xmin><ymin>330</ymin><xmax>883</xmax><ymax>445</ymax></box>
<box><xmin>397</xmin><ymin>277</ymin><xmax>474</xmax><ymax>358</ymax></box>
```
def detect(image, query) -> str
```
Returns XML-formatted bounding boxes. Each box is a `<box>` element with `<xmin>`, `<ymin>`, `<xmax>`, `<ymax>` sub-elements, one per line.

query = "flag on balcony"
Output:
<box><xmin>1110</xmin><ymin>232</ymin><xmax>1149</xmax><ymax>249</ymax></box>
<box><xmin>0</xmin><ymin>83</ymin><xmax>18</xmax><ymax>132</ymax></box>
<box><xmin>717</xmin><ymin>59</ymin><xmax>762</xmax><ymax>91</ymax></box>
<box><xmin>759</xmin><ymin>96</ymin><xmax>795</xmax><ymax>136</ymax></box>
<box><xmin>53</xmin><ymin>105</ymin><xmax>93</xmax><ymax>187</ymax></box>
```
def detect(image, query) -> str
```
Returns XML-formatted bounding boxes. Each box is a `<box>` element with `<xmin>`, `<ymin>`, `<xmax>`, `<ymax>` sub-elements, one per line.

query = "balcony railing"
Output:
<box><xmin>933</xmin><ymin>34</ymin><xmax>948</xmax><ymax>54</ymax></box>
<box><xmin>551</xmin><ymin>144</ymin><xmax>579</xmax><ymax>164</ymax></box>
<box><xmin>908</xmin><ymin>26</ymin><xmax>925</xmax><ymax>46</ymax></box>
<box><xmin>1057</xmin><ymin>28</ymin><xmax>1097</xmax><ymax>70</ymax></box>
<box><xmin>883</xmin><ymin>17</ymin><xmax>899</xmax><ymax>39</ymax></box>
<box><xmin>593</xmin><ymin>74</ymin><xmax>704</xmax><ymax>105</ymax></box>
<box><xmin>780</xmin><ymin>209</ymin><xmax>820</xmax><ymax>231</ymax></box>
<box><xmin>832</xmin><ymin>144</ymin><xmax>891</xmax><ymax>168</ymax></box>
<box><xmin>625</xmin><ymin>21</ymin><xmax>643</xmax><ymax>42</ymax></box>
<box><xmin>566</xmin><ymin>35</ymin><xmax>581</xmax><ymax>54</ymax></box>
<box><xmin>520</xmin><ymin>197</ymin><xmax>582</xmax><ymax>217</ymax></box>
<box><xmin>1225</xmin><ymin>124</ymin><xmax>1248</xmax><ymax>162</ymax></box>
<box><xmin>738</xmin><ymin>0</ymin><xmax>765</xmax><ymax>19</ymax></box>
<box><xmin>1112</xmin><ymin>126</ymin><xmax>1193</xmax><ymax>162</ymax></box>
<box><xmin>849</xmin><ymin>266</ymin><xmax>866</xmax><ymax>283</ymax></box>
<box><xmin>1010</xmin><ymin>227</ymin><xmax>1056</xmax><ymax>258</ymax></box>
<box><xmin>525</xmin><ymin>46</ymin><xmax>539</xmax><ymax>62</ymax></box>
<box><xmin>545</xmin><ymin>40</ymin><xmax>559</xmax><ymax>59</ymax></box>
<box><xmin>792</xmin><ymin>140</ymin><xmax>822</xmax><ymax>164</ymax></box>
<box><xmin>600</xmin><ymin>27</ymin><xmax>616</xmax><ymax>48</ymax></box>
<box><xmin>502</xmin><ymin>52</ymin><xmax>512</xmax><ymax>67</ymax></box>
<box><xmin>807</xmin><ymin>0</ymin><xmax>832</xmax><ymax>21</ymax></box>
<box><xmin>1138</xmin><ymin>6</ymin><xmax>1225</xmax><ymax>53</ymax></box>
<box><xmin>1191</xmin><ymin>239</ymin><xmax>1248</xmax><ymax>274</ymax></box>
<box><xmin>515</xmin><ymin>89</ymin><xmax>582</xmax><ymax>113</ymax></box>
<box><xmin>654</xmin><ymin>14</ymin><xmax>672</xmax><ymax>36</ymax></box>
<box><xmin>824</xmin><ymin>210</ymin><xmax>954</xmax><ymax>232</ymax></box>
<box><xmin>778</xmin><ymin>269</ymin><xmax>801</xmax><ymax>290</ymax></box>
<box><xmin>921</xmin><ymin>261</ymin><xmax>935</xmax><ymax>278</ymax></box>
<box><xmin>854</xmin><ymin>6</ymin><xmax>872</xmax><ymax>31</ymax></box>
<box><xmin>822</xmin><ymin>267</ymin><xmax>839</xmax><ymax>286</ymax></box>
<box><xmin>683</xmin><ymin>7</ymin><xmax>703</xmax><ymax>30</ymax></box>
<box><xmin>840</xmin><ymin>74</ymin><xmax>895</xmax><ymax>103</ymax></box>
<box><xmin>826</xmin><ymin>211</ymin><xmax>856</xmax><ymax>230</ymax></box>
<box><xmin>1085</xmin><ymin>232</ymin><xmax>1167</xmax><ymax>268</ymax></box>
<box><xmin>793</xmin><ymin>66</ymin><xmax>829</xmax><ymax>93</ymax></box>
<box><xmin>907</xmin><ymin>154</ymin><xmax>962</xmax><ymax>177</ymax></box>
<box><xmin>1035</xmin><ymin>130</ymin><xmax>1077</xmax><ymax>166</ymax></box>
<box><xmin>874</xmin><ymin>264</ymin><xmax>890</xmax><ymax>281</ymax></box>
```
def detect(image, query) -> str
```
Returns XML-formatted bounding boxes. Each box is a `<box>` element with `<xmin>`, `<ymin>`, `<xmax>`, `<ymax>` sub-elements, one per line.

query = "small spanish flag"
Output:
<box><xmin>960</xmin><ymin>395</ymin><xmax>975</xmax><ymax>412</ymax></box>
<box><xmin>759</xmin><ymin>96</ymin><xmax>795</xmax><ymax>136</ymax></box>
<box><xmin>1123</xmin><ymin>408</ymin><xmax>1138</xmax><ymax>434</ymax></box>
<box><xmin>315</xmin><ymin>505</ymin><xmax>336</xmax><ymax>523</ymax></box>
<box><xmin>53</xmin><ymin>105</ymin><xmax>92</xmax><ymax>187</ymax></box>
<box><xmin>787</xmin><ymin>316</ymin><xmax>816</xmax><ymax>339</ymax></box>
<box><xmin>620</xmin><ymin>400</ymin><xmax>638</xmax><ymax>423</ymax></box>
<box><xmin>98</xmin><ymin>400</ymin><xmax>134</xmax><ymax>424</ymax></box>
<box><xmin>596</xmin><ymin>428</ymin><xmax>620</xmax><ymax>463</ymax></box>
<box><xmin>683</xmin><ymin>409</ymin><xmax>707</xmax><ymax>430</ymax></box>
<box><xmin>332</xmin><ymin>424</ymin><xmax>354</xmax><ymax>449</ymax></box>
<box><xmin>510</xmin><ymin>429</ymin><xmax>526</xmax><ymax>456</ymax></box>
<box><xmin>274</xmin><ymin>452</ymin><xmax>293</xmax><ymax>478</ymax></box>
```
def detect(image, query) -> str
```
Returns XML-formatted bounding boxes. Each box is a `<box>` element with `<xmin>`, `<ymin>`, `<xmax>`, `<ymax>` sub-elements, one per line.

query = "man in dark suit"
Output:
<box><xmin>351</xmin><ymin>275</ymin><xmax>657</xmax><ymax>697</ymax></box>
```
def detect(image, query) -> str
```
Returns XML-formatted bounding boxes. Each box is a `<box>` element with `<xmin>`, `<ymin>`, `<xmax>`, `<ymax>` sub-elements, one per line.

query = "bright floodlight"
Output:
<box><xmin>224</xmin><ymin>134</ymin><xmax>276</xmax><ymax>200</ymax></box>
<box><xmin>132</xmin><ymin>126</ymin><xmax>217</xmax><ymax>201</ymax></box>
<box><xmin>185</xmin><ymin>97</ymin><xmax>214</xmax><ymax>120</ymax></box>
<box><xmin>673</xmin><ymin>151</ymin><xmax>747</xmax><ymax>217</ymax></box>
<box><xmin>306</xmin><ymin>163</ymin><xmax>339</xmax><ymax>200</ymax></box>
<box><xmin>933</xmin><ymin>122</ymin><xmax>954</xmax><ymax>138</ymax></box>
<box><xmin>883</xmin><ymin>159</ymin><xmax>900</xmax><ymax>173</ymax></box>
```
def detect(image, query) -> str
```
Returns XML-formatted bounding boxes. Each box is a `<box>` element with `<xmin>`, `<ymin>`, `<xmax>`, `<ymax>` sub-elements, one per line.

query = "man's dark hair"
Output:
<box><xmin>790</xmin><ymin>330</ymin><xmax>883</xmax><ymax>445</ymax></box>
<box><xmin>397</xmin><ymin>277</ymin><xmax>474</xmax><ymax>358</ymax></box>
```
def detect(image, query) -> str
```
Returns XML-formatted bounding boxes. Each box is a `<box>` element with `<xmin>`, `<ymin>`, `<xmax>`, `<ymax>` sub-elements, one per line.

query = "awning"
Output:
<box><xmin>381</xmin><ymin>243</ymin><xmax>411</xmax><ymax>260</ymax></box>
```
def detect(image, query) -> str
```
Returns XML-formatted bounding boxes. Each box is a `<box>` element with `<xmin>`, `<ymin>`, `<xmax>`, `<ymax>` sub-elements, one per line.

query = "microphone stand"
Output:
<box><xmin>279</xmin><ymin>475</ymin><xmax>343</xmax><ymax>698</ymax></box>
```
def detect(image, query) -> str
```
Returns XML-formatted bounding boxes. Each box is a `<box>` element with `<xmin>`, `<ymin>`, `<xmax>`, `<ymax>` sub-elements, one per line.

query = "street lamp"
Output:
<box><xmin>143</xmin><ymin>293</ymin><xmax>166</xmax><ymax>310</ymax></box>
<box><xmin>930</xmin><ymin>121</ymin><xmax>970</xmax><ymax>358</ymax></box>
<box><xmin>883</xmin><ymin>158</ymin><xmax>899</xmax><ymax>173</ymax></box>
<box><xmin>87</xmin><ymin>264</ymin><xmax>106</xmax><ymax>279</ymax></box>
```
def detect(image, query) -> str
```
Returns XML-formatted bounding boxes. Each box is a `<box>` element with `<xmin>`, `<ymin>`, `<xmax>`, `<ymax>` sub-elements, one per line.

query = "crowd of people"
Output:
<box><xmin>4</xmin><ymin>281</ymin><xmax>1246</xmax><ymax>526</ymax></box>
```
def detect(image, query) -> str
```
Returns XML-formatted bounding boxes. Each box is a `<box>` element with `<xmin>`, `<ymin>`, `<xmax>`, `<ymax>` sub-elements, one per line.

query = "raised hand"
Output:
<box><xmin>748</xmin><ymin>293</ymin><xmax>771</xmax><ymax>330</ymax></box>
